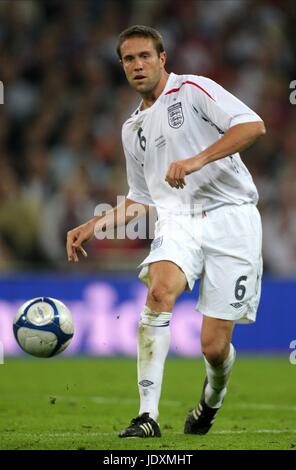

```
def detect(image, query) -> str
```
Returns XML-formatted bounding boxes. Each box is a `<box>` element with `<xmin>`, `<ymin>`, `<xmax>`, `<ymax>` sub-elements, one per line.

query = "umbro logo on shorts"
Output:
<box><xmin>230</xmin><ymin>302</ymin><xmax>244</xmax><ymax>309</ymax></box>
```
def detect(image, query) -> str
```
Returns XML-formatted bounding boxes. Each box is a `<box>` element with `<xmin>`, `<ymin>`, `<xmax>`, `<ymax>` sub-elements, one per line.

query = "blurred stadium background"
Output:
<box><xmin>0</xmin><ymin>0</ymin><xmax>296</xmax><ymax>358</ymax></box>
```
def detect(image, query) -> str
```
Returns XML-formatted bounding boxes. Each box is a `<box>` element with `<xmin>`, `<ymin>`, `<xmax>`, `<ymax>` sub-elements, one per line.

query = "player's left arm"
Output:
<box><xmin>165</xmin><ymin>120</ymin><xmax>265</xmax><ymax>188</ymax></box>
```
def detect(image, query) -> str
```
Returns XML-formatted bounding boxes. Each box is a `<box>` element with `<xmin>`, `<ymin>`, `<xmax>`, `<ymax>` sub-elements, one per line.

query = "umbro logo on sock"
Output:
<box><xmin>139</xmin><ymin>380</ymin><xmax>154</xmax><ymax>387</ymax></box>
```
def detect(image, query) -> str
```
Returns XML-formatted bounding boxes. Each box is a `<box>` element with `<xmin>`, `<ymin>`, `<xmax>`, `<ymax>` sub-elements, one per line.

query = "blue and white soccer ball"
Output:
<box><xmin>13</xmin><ymin>297</ymin><xmax>74</xmax><ymax>358</ymax></box>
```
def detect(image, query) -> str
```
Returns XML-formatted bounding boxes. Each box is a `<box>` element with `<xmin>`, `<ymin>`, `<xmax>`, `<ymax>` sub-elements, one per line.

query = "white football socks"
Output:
<box><xmin>137</xmin><ymin>306</ymin><xmax>172</xmax><ymax>422</ymax></box>
<box><xmin>204</xmin><ymin>343</ymin><xmax>236</xmax><ymax>408</ymax></box>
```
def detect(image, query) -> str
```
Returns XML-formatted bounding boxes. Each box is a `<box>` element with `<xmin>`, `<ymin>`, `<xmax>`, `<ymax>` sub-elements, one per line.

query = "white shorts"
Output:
<box><xmin>139</xmin><ymin>203</ymin><xmax>263</xmax><ymax>324</ymax></box>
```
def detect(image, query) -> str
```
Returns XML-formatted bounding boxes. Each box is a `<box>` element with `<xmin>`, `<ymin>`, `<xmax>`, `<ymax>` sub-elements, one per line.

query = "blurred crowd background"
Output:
<box><xmin>0</xmin><ymin>0</ymin><xmax>295</xmax><ymax>274</ymax></box>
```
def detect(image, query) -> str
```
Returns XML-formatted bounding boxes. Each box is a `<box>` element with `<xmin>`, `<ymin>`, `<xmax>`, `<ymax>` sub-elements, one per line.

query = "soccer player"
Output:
<box><xmin>66</xmin><ymin>25</ymin><xmax>266</xmax><ymax>438</ymax></box>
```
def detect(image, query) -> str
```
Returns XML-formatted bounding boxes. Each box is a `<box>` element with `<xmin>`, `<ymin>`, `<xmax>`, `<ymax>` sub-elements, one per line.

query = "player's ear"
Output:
<box><xmin>160</xmin><ymin>51</ymin><xmax>166</xmax><ymax>68</ymax></box>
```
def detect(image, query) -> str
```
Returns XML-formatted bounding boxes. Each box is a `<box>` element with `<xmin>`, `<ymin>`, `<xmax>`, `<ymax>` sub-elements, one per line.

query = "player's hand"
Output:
<box><xmin>67</xmin><ymin>220</ymin><xmax>96</xmax><ymax>262</ymax></box>
<box><xmin>165</xmin><ymin>161</ymin><xmax>187</xmax><ymax>189</ymax></box>
<box><xmin>165</xmin><ymin>157</ymin><xmax>204</xmax><ymax>189</ymax></box>
<box><xmin>165</xmin><ymin>159</ymin><xmax>192</xmax><ymax>189</ymax></box>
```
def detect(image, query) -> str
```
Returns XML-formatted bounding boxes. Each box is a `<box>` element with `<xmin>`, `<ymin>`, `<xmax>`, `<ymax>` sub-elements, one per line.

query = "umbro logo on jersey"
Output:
<box><xmin>230</xmin><ymin>302</ymin><xmax>244</xmax><ymax>309</ymax></box>
<box><xmin>168</xmin><ymin>102</ymin><xmax>184</xmax><ymax>128</ymax></box>
<box><xmin>151</xmin><ymin>236</ymin><xmax>163</xmax><ymax>250</ymax></box>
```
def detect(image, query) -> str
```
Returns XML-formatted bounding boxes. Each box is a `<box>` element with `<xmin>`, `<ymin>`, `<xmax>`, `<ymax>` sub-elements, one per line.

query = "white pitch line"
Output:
<box><xmin>91</xmin><ymin>397</ymin><xmax>181</xmax><ymax>406</ymax></box>
<box><xmin>55</xmin><ymin>395</ymin><xmax>181</xmax><ymax>406</ymax></box>
<box><xmin>55</xmin><ymin>396</ymin><xmax>296</xmax><ymax>411</ymax></box>
<box><xmin>2</xmin><ymin>430</ymin><xmax>296</xmax><ymax>438</ymax></box>
<box><xmin>234</xmin><ymin>403</ymin><xmax>296</xmax><ymax>411</ymax></box>
<box><xmin>213</xmin><ymin>430</ymin><xmax>296</xmax><ymax>435</ymax></box>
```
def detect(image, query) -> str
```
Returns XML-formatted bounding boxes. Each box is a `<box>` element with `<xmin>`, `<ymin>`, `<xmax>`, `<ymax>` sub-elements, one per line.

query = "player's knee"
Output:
<box><xmin>148</xmin><ymin>283</ymin><xmax>176</xmax><ymax>311</ymax></box>
<box><xmin>202</xmin><ymin>341</ymin><xmax>229</xmax><ymax>366</ymax></box>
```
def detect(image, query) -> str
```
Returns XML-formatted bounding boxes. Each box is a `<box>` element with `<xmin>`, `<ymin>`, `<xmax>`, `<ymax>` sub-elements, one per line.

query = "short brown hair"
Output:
<box><xmin>117</xmin><ymin>25</ymin><xmax>165</xmax><ymax>59</ymax></box>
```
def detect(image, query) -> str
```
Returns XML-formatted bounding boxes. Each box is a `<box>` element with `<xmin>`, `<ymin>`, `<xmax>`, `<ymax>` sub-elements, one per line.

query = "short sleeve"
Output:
<box><xmin>189</xmin><ymin>76</ymin><xmax>263</xmax><ymax>132</ymax></box>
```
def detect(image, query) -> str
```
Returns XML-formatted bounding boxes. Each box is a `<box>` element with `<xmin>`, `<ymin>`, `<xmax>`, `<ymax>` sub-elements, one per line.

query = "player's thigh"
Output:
<box><xmin>139</xmin><ymin>213</ymin><xmax>204</xmax><ymax>292</ymax></box>
<box><xmin>148</xmin><ymin>260</ymin><xmax>187</xmax><ymax>299</ymax></box>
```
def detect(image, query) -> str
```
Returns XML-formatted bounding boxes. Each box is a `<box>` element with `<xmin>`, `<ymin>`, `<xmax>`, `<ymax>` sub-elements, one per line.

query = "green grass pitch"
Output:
<box><xmin>0</xmin><ymin>356</ymin><xmax>295</xmax><ymax>450</ymax></box>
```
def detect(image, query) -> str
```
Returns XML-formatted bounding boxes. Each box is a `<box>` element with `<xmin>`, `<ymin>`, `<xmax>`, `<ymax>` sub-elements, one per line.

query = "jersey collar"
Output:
<box><xmin>133</xmin><ymin>72</ymin><xmax>177</xmax><ymax>116</ymax></box>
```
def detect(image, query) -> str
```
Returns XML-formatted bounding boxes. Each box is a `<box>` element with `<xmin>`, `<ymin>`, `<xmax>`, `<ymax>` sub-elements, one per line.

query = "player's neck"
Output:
<box><xmin>140</xmin><ymin>71</ymin><xmax>169</xmax><ymax>110</ymax></box>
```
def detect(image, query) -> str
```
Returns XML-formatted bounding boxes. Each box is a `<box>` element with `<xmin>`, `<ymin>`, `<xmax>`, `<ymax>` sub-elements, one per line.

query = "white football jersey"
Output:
<box><xmin>122</xmin><ymin>72</ymin><xmax>262</xmax><ymax>213</ymax></box>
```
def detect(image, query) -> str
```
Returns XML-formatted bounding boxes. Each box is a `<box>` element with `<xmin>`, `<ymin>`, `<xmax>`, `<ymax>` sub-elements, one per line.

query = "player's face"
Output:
<box><xmin>120</xmin><ymin>37</ymin><xmax>166</xmax><ymax>95</ymax></box>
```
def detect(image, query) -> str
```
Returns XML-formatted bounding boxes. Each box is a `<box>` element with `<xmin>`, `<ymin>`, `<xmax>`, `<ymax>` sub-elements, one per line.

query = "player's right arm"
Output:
<box><xmin>66</xmin><ymin>197</ymin><xmax>149</xmax><ymax>262</ymax></box>
<box><xmin>67</xmin><ymin>123</ymin><xmax>154</xmax><ymax>262</ymax></box>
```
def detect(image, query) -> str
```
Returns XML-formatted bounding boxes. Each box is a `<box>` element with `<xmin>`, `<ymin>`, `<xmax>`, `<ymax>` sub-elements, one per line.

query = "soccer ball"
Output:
<box><xmin>13</xmin><ymin>297</ymin><xmax>74</xmax><ymax>358</ymax></box>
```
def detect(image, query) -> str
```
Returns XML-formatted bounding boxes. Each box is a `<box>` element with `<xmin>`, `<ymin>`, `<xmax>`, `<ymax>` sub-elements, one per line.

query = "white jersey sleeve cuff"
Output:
<box><xmin>229</xmin><ymin>114</ymin><xmax>263</xmax><ymax>128</ymax></box>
